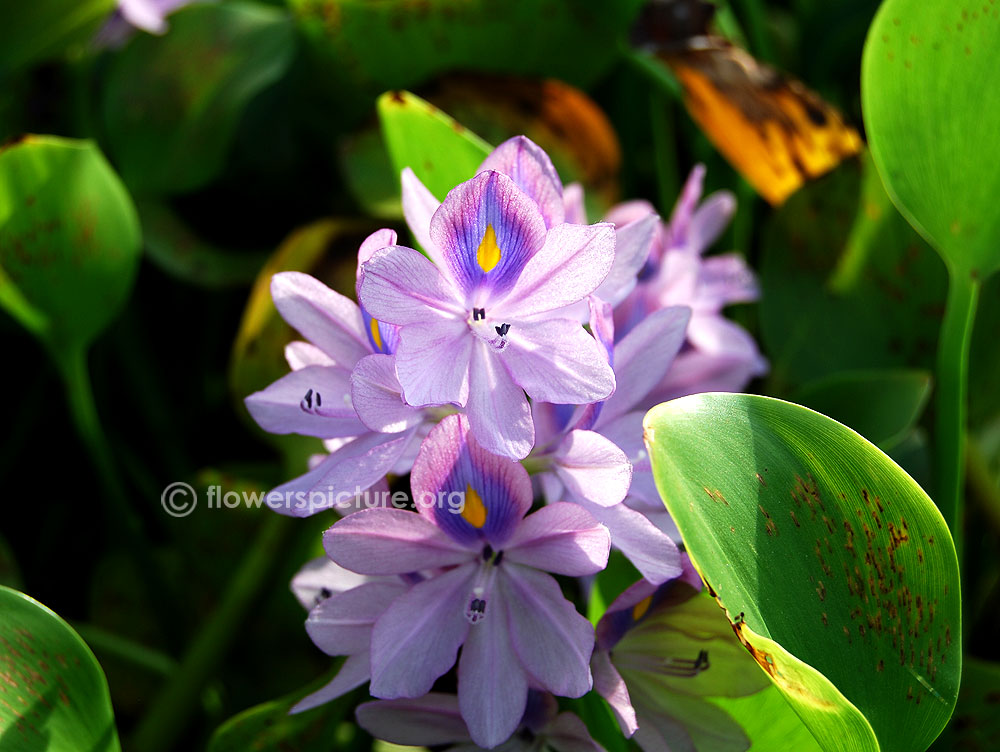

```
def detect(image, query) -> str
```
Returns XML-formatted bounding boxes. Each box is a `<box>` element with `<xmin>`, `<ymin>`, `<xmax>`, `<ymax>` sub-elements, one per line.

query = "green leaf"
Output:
<box><xmin>711</xmin><ymin>685</ymin><xmax>824</xmax><ymax>752</ymax></box>
<box><xmin>101</xmin><ymin>2</ymin><xmax>295</xmax><ymax>195</ymax></box>
<box><xmin>290</xmin><ymin>0</ymin><xmax>645</xmax><ymax>109</ymax></box>
<box><xmin>0</xmin><ymin>586</ymin><xmax>120</xmax><ymax>752</ymax></box>
<box><xmin>206</xmin><ymin>669</ymin><xmax>354</xmax><ymax>752</ymax></box>
<box><xmin>791</xmin><ymin>369</ymin><xmax>932</xmax><ymax>451</ymax></box>
<box><xmin>377</xmin><ymin>90</ymin><xmax>493</xmax><ymax>203</ymax></box>
<box><xmin>861</xmin><ymin>0</ymin><xmax>1000</xmax><ymax>278</ymax></box>
<box><xmin>645</xmin><ymin>394</ymin><xmax>962</xmax><ymax>752</ymax></box>
<box><xmin>0</xmin><ymin>135</ymin><xmax>141</xmax><ymax>352</ymax></box>
<box><xmin>0</xmin><ymin>0</ymin><xmax>114</xmax><ymax>76</ymax></box>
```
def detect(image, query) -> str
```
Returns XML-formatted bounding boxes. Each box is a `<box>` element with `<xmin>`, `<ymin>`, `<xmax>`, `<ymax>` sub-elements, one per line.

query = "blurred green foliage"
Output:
<box><xmin>1</xmin><ymin>0</ymin><xmax>998</xmax><ymax>750</ymax></box>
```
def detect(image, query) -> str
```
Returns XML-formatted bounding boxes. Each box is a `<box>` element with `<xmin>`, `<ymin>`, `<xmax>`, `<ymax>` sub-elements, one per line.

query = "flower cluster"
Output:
<box><xmin>247</xmin><ymin>136</ymin><xmax>766</xmax><ymax>749</ymax></box>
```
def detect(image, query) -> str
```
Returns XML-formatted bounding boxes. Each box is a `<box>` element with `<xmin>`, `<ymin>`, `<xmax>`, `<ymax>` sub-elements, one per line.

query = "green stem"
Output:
<box><xmin>934</xmin><ymin>272</ymin><xmax>980</xmax><ymax>557</ymax></box>
<box><xmin>54</xmin><ymin>344</ymin><xmax>181</xmax><ymax>652</ymax></box>
<box><xmin>129</xmin><ymin>514</ymin><xmax>292</xmax><ymax>752</ymax></box>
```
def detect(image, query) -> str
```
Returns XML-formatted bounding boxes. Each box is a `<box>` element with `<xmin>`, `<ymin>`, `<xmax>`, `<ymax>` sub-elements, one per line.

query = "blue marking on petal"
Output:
<box><xmin>423</xmin><ymin>435</ymin><xmax>525</xmax><ymax>546</ymax></box>
<box><xmin>430</xmin><ymin>171</ymin><xmax>547</xmax><ymax>303</ymax></box>
<box><xmin>361</xmin><ymin>308</ymin><xmax>400</xmax><ymax>354</ymax></box>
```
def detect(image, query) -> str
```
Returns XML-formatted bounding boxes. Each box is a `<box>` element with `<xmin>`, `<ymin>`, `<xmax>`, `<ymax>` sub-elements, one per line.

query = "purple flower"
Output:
<box><xmin>357</xmin><ymin>691</ymin><xmax>606</xmax><ymax>752</ymax></box>
<box><xmin>323</xmin><ymin>414</ymin><xmax>610</xmax><ymax>747</ymax></box>
<box><xmin>592</xmin><ymin>562</ymin><xmax>769</xmax><ymax>752</ymax></box>
<box><xmin>287</xmin><ymin>557</ymin><xmax>410</xmax><ymax>713</ymax></box>
<box><xmin>244</xmin><ymin>229</ymin><xmax>434</xmax><ymax>516</ymax></box>
<box><xmin>289</xmin><ymin>556</ymin><xmax>370</xmax><ymax>610</ymax></box>
<box><xmin>528</xmin><ymin>298</ymin><xmax>689</xmax><ymax>583</ymax></box>
<box><xmin>96</xmin><ymin>0</ymin><xmax>192</xmax><ymax>47</ymax></box>
<box><xmin>119</xmin><ymin>0</ymin><xmax>189</xmax><ymax>33</ymax></box>
<box><xmin>403</xmin><ymin>137</ymin><xmax>659</xmax><ymax>323</ymax></box>
<box><xmin>361</xmin><ymin>139</ymin><xmax>620</xmax><ymax>459</ymax></box>
<box><xmin>611</xmin><ymin>166</ymin><xmax>768</xmax><ymax>403</ymax></box>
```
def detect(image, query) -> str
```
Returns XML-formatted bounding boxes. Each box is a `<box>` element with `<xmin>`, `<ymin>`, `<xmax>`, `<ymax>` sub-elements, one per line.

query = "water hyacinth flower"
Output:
<box><xmin>360</xmin><ymin>140</ymin><xmax>621</xmax><ymax>459</ymax></box>
<box><xmin>118</xmin><ymin>0</ymin><xmax>189</xmax><ymax>33</ymax></box>
<box><xmin>288</xmin><ymin>557</ymin><xmax>409</xmax><ymax>713</ymax></box>
<box><xmin>244</xmin><ymin>229</ymin><xmax>433</xmax><ymax>515</ymax></box>
<box><xmin>357</xmin><ymin>691</ymin><xmax>606</xmax><ymax>752</ymax></box>
<box><xmin>289</xmin><ymin>556</ymin><xmax>369</xmax><ymax>610</ymax></box>
<box><xmin>611</xmin><ymin>166</ymin><xmax>768</xmax><ymax>404</ymax></box>
<box><xmin>405</xmin><ymin>137</ymin><xmax>659</xmax><ymax>318</ymax></box>
<box><xmin>528</xmin><ymin>298</ymin><xmax>689</xmax><ymax>583</ymax></box>
<box><xmin>96</xmin><ymin>0</ymin><xmax>192</xmax><ymax>47</ymax></box>
<box><xmin>592</xmin><ymin>562</ymin><xmax>769</xmax><ymax>752</ymax></box>
<box><xmin>323</xmin><ymin>414</ymin><xmax>610</xmax><ymax>747</ymax></box>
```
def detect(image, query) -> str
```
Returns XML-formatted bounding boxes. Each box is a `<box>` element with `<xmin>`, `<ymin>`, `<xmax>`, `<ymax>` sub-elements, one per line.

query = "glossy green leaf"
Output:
<box><xmin>0</xmin><ymin>135</ymin><xmax>141</xmax><ymax>352</ymax></box>
<box><xmin>645</xmin><ymin>394</ymin><xmax>962</xmax><ymax>752</ymax></box>
<box><xmin>862</xmin><ymin>0</ymin><xmax>1000</xmax><ymax>278</ymax></box>
<box><xmin>377</xmin><ymin>90</ymin><xmax>493</xmax><ymax>202</ymax></box>
<box><xmin>102</xmin><ymin>2</ymin><xmax>295</xmax><ymax>195</ymax></box>
<box><xmin>0</xmin><ymin>586</ymin><xmax>120</xmax><ymax>752</ymax></box>
<box><xmin>711</xmin><ymin>684</ymin><xmax>824</xmax><ymax>752</ymax></box>
<box><xmin>0</xmin><ymin>0</ymin><xmax>114</xmax><ymax>76</ymax></box>
<box><xmin>791</xmin><ymin>369</ymin><xmax>932</xmax><ymax>450</ymax></box>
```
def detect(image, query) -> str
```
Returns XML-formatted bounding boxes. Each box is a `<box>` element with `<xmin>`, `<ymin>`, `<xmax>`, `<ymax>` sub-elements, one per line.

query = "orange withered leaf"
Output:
<box><xmin>634</xmin><ymin>0</ymin><xmax>863</xmax><ymax>205</ymax></box>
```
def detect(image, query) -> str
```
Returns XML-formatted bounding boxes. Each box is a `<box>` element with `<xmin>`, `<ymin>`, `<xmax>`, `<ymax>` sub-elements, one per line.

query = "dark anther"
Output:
<box><xmin>694</xmin><ymin>649</ymin><xmax>709</xmax><ymax>670</ymax></box>
<box><xmin>482</xmin><ymin>544</ymin><xmax>494</xmax><ymax>561</ymax></box>
<box><xmin>470</xmin><ymin>598</ymin><xmax>486</xmax><ymax>614</ymax></box>
<box><xmin>495</xmin><ymin>323</ymin><xmax>510</xmax><ymax>337</ymax></box>
<box><xmin>494</xmin><ymin>550</ymin><xmax>504</xmax><ymax>566</ymax></box>
<box><xmin>315</xmin><ymin>391</ymin><xmax>322</xmax><ymax>407</ymax></box>
<box><xmin>661</xmin><ymin>649</ymin><xmax>710</xmax><ymax>677</ymax></box>
<box><xmin>301</xmin><ymin>388</ymin><xmax>314</xmax><ymax>411</ymax></box>
<box><xmin>473</xmin><ymin>307</ymin><xmax>486</xmax><ymax>321</ymax></box>
<box><xmin>314</xmin><ymin>586</ymin><xmax>333</xmax><ymax>606</ymax></box>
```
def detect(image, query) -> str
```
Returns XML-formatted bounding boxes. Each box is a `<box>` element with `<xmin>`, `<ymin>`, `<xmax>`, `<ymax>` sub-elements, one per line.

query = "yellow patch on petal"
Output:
<box><xmin>462</xmin><ymin>484</ymin><xmax>488</xmax><ymax>528</ymax></box>
<box><xmin>632</xmin><ymin>595</ymin><xmax>653</xmax><ymax>621</ymax></box>
<box><xmin>476</xmin><ymin>224</ymin><xmax>502</xmax><ymax>273</ymax></box>
<box><xmin>369</xmin><ymin>318</ymin><xmax>383</xmax><ymax>351</ymax></box>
